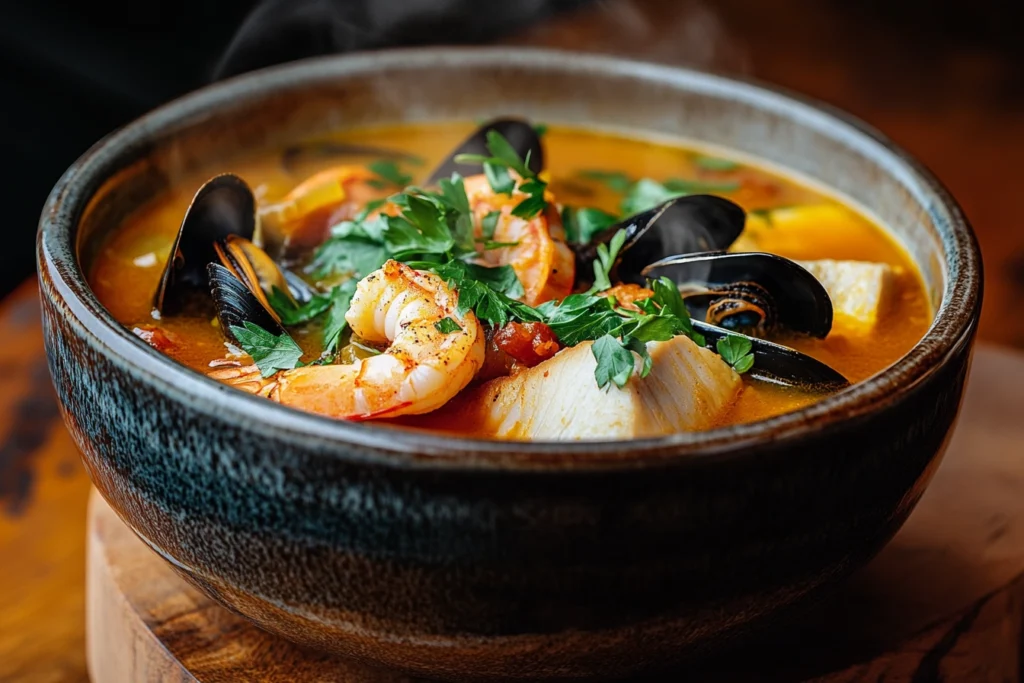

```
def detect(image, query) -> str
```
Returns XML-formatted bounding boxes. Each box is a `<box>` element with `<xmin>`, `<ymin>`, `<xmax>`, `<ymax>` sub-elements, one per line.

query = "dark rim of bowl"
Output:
<box><xmin>38</xmin><ymin>47</ymin><xmax>982</xmax><ymax>470</ymax></box>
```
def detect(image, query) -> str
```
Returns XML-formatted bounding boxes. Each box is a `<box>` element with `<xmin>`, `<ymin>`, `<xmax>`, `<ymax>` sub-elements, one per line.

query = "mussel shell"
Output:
<box><xmin>644</xmin><ymin>251</ymin><xmax>833</xmax><ymax>339</ymax></box>
<box><xmin>215</xmin><ymin>235</ymin><xmax>315</xmax><ymax>310</ymax></box>
<box><xmin>573</xmin><ymin>195</ymin><xmax>746</xmax><ymax>288</ymax></box>
<box><xmin>154</xmin><ymin>174</ymin><xmax>257</xmax><ymax>315</ymax></box>
<box><xmin>695</xmin><ymin>322</ymin><xmax>849</xmax><ymax>391</ymax></box>
<box><xmin>208</xmin><ymin>263</ymin><xmax>285</xmax><ymax>343</ymax></box>
<box><xmin>425</xmin><ymin>118</ymin><xmax>543</xmax><ymax>186</ymax></box>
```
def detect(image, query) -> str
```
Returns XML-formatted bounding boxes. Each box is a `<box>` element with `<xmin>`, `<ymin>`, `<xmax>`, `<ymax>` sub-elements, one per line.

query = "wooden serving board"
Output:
<box><xmin>85</xmin><ymin>346</ymin><xmax>1024</xmax><ymax>683</ymax></box>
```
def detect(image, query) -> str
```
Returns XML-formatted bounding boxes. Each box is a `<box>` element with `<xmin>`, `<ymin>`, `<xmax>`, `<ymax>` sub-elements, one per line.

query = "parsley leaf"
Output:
<box><xmin>650</xmin><ymin>277</ymin><xmax>704</xmax><ymax>346</ymax></box>
<box><xmin>536</xmin><ymin>294</ymin><xmax>621</xmax><ymax>346</ymax></box>
<box><xmin>434</xmin><ymin>317</ymin><xmax>462</xmax><ymax>334</ymax></box>
<box><xmin>562</xmin><ymin>206</ymin><xmax>618</xmax><ymax>244</ymax></box>
<box><xmin>511</xmin><ymin>179</ymin><xmax>548</xmax><ymax>219</ymax></box>
<box><xmin>367</xmin><ymin>160</ymin><xmax>412</xmax><ymax>188</ymax></box>
<box><xmin>621</xmin><ymin>177</ymin><xmax>739</xmax><ymax>215</ymax></box>
<box><xmin>693</xmin><ymin>155</ymin><xmax>740</xmax><ymax>172</ymax></box>
<box><xmin>312</xmin><ymin>216</ymin><xmax>388</xmax><ymax>279</ymax></box>
<box><xmin>384</xmin><ymin>195</ymin><xmax>456</xmax><ymax>258</ymax></box>
<box><xmin>716</xmin><ymin>334</ymin><xmax>755</xmax><ymax>374</ymax></box>
<box><xmin>589</xmin><ymin>229</ymin><xmax>627</xmax><ymax>293</ymax></box>
<box><xmin>483</xmin><ymin>130</ymin><xmax>532</xmax><ymax>178</ymax></box>
<box><xmin>480</xmin><ymin>210</ymin><xmax>501</xmax><ymax>239</ymax></box>
<box><xmin>483</xmin><ymin>162</ymin><xmax>515</xmax><ymax>195</ymax></box>
<box><xmin>323</xmin><ymin>281</ymin><xmax>358</xmax><ymax>353</ymax></box>
<box><xmin>230</xmin><ymin>322</ymin><xmax>304</xmax><ymax>378</ymax></box>
<box><xmin>592</xmin><ymin>334</ymin><xmax>636</xmax><ymax>389</ymax></box>
<box><xmin>268</xmin><ymin>287</ymin><xmax>333</xmax><ymax>326</ymax></box>
<box><xmin>620</xmin><ymin>178</ymin><xmax>680</xmax><ymax>216</ymax></box>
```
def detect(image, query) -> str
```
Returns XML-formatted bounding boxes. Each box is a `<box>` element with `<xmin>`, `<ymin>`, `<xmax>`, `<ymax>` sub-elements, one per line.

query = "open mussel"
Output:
<box><xmin>214</xmin><ymin>235</ymin><xmax>315</xmax><ymax>313</ymax></box>
<box><xmin>643</xmin><ymin>251</ymin><xmax>834</xmax><ymax>339</ymax></box>
<box><xmin>208</xmin><ymin>263</ymin><xmax>285</xmax><ymax>343</ymax></box>
<box><xmin>154</xmin><ymin>174</ymin><xmax>257</xmax><ymax>316</ymax></box>
<box><xmin>426</xmin><ymin>117</ymin><xmax>544</xmax><ymax>185</ymax></box>
<box><xmin>693</xmin><ymin>322</ymin><xmax>849</xmax><ymax>391</ymax></box>
<box><xmin>573</xmin><ymin>195</ymin><xmax>746</xmax><ymax>289</ymax></box>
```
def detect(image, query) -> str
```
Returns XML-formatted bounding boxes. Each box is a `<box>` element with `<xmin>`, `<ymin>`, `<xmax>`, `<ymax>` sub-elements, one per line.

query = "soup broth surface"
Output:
<box><xmin>90</xmin><ymin>123</ymin><xmax>931</xmax><ymax>434</ymax></box>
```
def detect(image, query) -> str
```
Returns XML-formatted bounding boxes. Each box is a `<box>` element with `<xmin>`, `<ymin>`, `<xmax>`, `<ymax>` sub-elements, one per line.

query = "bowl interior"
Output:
<box><xmin>52</xmin><ymin>48</ymin><xmax>976</xmax><ymax>458</ymax></box>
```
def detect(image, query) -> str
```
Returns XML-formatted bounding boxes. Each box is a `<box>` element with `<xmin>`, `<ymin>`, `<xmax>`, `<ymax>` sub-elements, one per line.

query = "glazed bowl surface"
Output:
<box><xmin>38</xmin><ymin>48</ymin><xmax>980</xmax><ymax>681</ymax></box>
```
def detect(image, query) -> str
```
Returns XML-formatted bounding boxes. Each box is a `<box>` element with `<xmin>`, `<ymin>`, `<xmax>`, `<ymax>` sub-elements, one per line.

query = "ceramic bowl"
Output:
<box><xmin>37</xmin><ymin>48</ymin><xmax>981</xmax><ymax>681</ymax></box>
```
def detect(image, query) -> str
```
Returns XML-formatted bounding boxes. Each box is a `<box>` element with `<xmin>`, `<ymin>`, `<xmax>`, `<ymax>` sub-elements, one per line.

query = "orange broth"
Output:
<box><xmin>89</xmin><ymin>123</ymin><xmax>932</xmax><ymax>432</ymax></box>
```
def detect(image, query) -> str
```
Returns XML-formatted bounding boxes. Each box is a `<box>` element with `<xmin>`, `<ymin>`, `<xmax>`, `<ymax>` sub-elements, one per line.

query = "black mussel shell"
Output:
<box><xmin>573</xmin><ymin>195</ymin><xmax>746</xmax><ymax>289</ymax></box>
<box><xmin>425</xmin><ymin>118</ymin><xmax>543</xmax><ymax>185</ymax></box>
<box><xmin>283</xmin><ymin>269</ymin><xmax>316</xmax><ymax>305</ymax></box>
<box><xmin>208</xmin><ymin>263</ymin><xmax>284</xmax><ymax>343</ymax></box>
<box><xmin>215</xmin><ymin>235</ymin><xmax>315</xmax><ymax>309</ymax></box>
<box><xmin>154</xmin><ymin>174</ymin><xmax>257</xmax><ymax>316</ymax></box>
<box><xmin>695</xmin><ymin>322</ymin><xmax>849</xmax><ymax>391</ymax></box>
<box><xmin>281</xmin><ymin>142</ymin><xmax>420</xmax><ymax>174</ymax></box>
<box><xmin>644</xmin><ymin>251</ymin><xmax>833</xmax><ymax>339</ymax></box>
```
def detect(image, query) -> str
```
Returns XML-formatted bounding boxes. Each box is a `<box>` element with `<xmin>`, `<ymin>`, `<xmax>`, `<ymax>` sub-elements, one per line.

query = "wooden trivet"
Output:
<box><xmin>86</xmin><ymin>346</ymin><xmax>1024</xmax><ymax>682</ymax></box>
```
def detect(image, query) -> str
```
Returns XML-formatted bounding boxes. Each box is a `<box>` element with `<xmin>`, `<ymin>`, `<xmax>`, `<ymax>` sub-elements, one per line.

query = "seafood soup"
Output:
<box><xmin>89</xmin><ymin>120</ymin><xmax>931</xmax><ymax>440</ymax></box>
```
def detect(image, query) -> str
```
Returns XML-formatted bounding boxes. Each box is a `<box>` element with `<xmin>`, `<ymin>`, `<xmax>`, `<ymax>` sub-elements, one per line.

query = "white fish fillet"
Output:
<box><xmin>461</xmin><ymin>335</ymin><xmax>742</xmax><ymax>440</ymax></box>
<box><xmin>797</xmin><ymin>259</ymin><xmax>895</xmax><ymax>330</ymax></box>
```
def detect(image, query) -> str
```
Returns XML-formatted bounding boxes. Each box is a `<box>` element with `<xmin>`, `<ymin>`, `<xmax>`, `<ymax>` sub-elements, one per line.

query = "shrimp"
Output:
<box><xmin>259</xmin><ymin>165</ymin><xmax>388</xmax><ymax>257</ymax></box>
<box><xmin>463</xmin><ymin>174</ymin><xmax>575</xmax><ymax>306</ymax></box>
<box><xmin>209</xmin><ymin>261</ymin><xmax>486</xmax><ymax>420</ymax></box>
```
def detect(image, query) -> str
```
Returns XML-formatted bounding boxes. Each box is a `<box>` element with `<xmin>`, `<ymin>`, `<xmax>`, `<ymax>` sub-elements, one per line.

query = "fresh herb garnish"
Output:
<box><xmin>592</xmin><ymin>334</ymin><xmax>636</xmax><ymax>389</ymax></box>
<box><xmin>511</xmin><ymin>178</ymin><xmax>547</xmax><ymax>219</ymax></box>
<box><xmin>322</xmin><ymin>281</ymin><xmax>358</xmax><ymax>353</ymax></box>
<box><xmin>454</xmin><ymin>131</ymin><xmax>548</xmax><ymax>217</ymax></box>
<box><xmin>268</xmin><ymin>287</ymin><xmax>333</xmax><ymax>326</ymax></box>
<box><xmin>367</xmin><ymin>160</ymin><xmax>413</xmax><ymax>189</ymax></box>
<box><xmin>434</xmin><ymin>317</ymin><xmax>462</xmax><ymax>334</ymax></box>
<box><xmin>561</xmin><ymin>206</ymin><xmax>618</xmax><ymax>244</ymax></box>
<box><xmin>312</xmin><ymin>215</ymin><xmax>389</xmax><ymax>279</ymax></box>
<box><xmin>716</xmin><ymin>335</ymin><xmax>755</xmax><ymax>374</ymax></box>
<box><xmin>230</xmin><ymin>321</ymin><xmax>304</xmax><ymax>378</ymax></box>
<box><xmin>693</xmin><ymin>155</ymin><xmax>740</xmax><ymax>172</ymax></box>
<box><xmin>422</xmin><ymin>260</ymin><xmax>538</xmax><ymax>327</ymax></box>
<box><xmin>480</xmin><ymin>210</ymin><xmax>501</xmax><ymax>240</ymax></box>
<box><xmin>620</xmin><ymin>177</ymin><xmax>740</xmax><ymax>215</ymax></box>
<box><xmin>588</xmin><ymin>229</ymin><xmax>627</xmax><ymax>293</ymax></box>
<box><xmin>532</xmin><ymin>122</ymin><xmax>549</xmax><ymax>137</ymax></box>
<box><xmin>483</xmin><ymin>162</ymin><xmax>515</xmax><ymax>195</ymax></box>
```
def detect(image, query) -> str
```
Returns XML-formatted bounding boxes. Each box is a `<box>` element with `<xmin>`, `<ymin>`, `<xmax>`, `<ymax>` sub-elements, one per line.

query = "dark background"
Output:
<box><xmin>1</xmin><ymin>0</ymin><xmax>1020</xmax><ymax>299</ymax></box>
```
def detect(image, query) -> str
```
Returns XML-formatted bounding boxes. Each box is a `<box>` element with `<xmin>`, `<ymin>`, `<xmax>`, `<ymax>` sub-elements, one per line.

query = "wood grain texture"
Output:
<box><xmin>84</xmin><ymin>346</ymin><xmax>1024</xmax><ymax>682</ymax></box>
<box><xmin>3</xmin><ymin>0</ymin><xmax>1024</xmax><ymax>679</ymax></box>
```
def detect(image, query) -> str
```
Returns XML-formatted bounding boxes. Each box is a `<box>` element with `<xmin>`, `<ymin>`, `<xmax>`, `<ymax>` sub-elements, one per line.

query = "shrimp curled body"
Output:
<box><xmin>210</xmin><ymin>261</ymin><xmax>486</xmax><ymax>420</ymax></box>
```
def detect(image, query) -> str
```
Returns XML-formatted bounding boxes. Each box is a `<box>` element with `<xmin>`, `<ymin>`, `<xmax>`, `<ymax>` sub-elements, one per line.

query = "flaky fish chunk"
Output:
<box><xmin>455</xmin><ymin>335</ymin><xmax>742</xmax><ymax>440</ymax></box>
<box><xmin>797</xmin><ymin>259</ymin><xmax>895</xmax><ymax>330</ymax></box>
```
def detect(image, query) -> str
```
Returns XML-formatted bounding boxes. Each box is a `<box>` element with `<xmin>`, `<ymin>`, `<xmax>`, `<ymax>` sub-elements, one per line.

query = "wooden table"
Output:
<box><xmin>2</xmin><ymin>1</ymin><xmax>1024</xmax><ymax>680</ymax></box>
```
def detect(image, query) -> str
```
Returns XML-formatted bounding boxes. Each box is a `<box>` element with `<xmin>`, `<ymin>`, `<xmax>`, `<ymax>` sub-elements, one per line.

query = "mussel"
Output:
<box><xmin>573</xmin><ymin>195</ymin><xmax>746</xmax><ymax>289</ymax></box>
<box><xmin>693</xmin><ymin>323</ymin><xmax>849</xmax><ymax>391</ymax></box>
<box><xmin>208</xmin><ymin>263</ymin><xmax>285</xmax><ymax>343</ymax></box>
<box><xmin>643</xmin><ymin>252</ymin><xmax>834</xmax><ymax>339</ymax></box>
<box><xmin>214</xmin><ymin>235</ymin><xmax>316</xmax><ymax>312</ymax></box>
<box><xmin>153</xmin><ymin>174</ymin><xmax>257</xmax><ymax>316</ymax></box>
<box><xmin>425</xmin><ymin>117</ymin><xmax>544</xmax><ymax>186</ymax></box>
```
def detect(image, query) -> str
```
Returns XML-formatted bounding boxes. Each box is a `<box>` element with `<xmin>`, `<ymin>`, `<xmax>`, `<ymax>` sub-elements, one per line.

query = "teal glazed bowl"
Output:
<box><xmin>38</xmin><ymin>49</ymin><xmax>981</xmax><ymax>681</ymax></box>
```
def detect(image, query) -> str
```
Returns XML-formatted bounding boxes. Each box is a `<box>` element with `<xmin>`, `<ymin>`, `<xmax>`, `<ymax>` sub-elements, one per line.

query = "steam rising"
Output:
<box><xmin>214</xmin><ymin>0</ymin><xmax>590</xmax><ymax>80</ymax></box>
